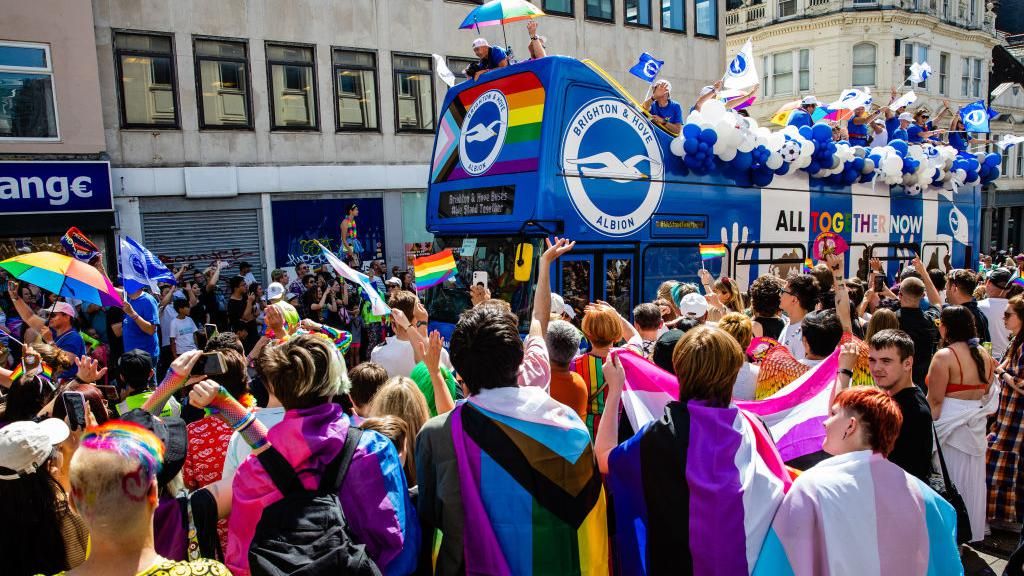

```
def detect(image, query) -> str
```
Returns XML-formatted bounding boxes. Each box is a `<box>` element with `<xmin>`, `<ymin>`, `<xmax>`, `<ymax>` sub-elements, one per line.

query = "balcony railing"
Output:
<box><xmin>725</xmin><ymin>0</ymin><xmax>996</xmax><ymax>35</ymax></box>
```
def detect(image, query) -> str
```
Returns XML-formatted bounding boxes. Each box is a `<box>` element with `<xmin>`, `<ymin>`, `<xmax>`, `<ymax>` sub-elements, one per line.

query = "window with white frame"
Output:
<box><xmin>961</xmin><ymin>57</ymin><xmax>983</xmax><ymax>97</ymax></box>
<box><xmin>972</xmin><ymin>59</ymin><xmax>983</xmax><ymax>97</ymax></box>
<box><xmin>852</xmin><ymin>43</ymin><xmax>876</xmax><ymax>87</ymax></box>
<box><xmin>1003</xmin><ymin>147</ymin><xmax>1011</xmax><ymax>176</ymax></box>
<box><xmin>762</xmin><ymin>55</ymin><xmax>769</xmax><ymax>97</ymax></box>
<box><xmin>0</xmin><ymin>42</ymin><xmax>58</xmax><ymax>139</ymax></box>
<box><xmin>961</xmin><ymin>57</ymin><xmax>970</xmax><ymax>96</ymax></box>
<box><xmin>764</xmin><ymin>50</ymin><xmax>809</xmax><ymax>97</ymax></box>
<box><xmin>778</xmin><ymin>0</ymin><xmax>797</xmax><ymax>17</ymax></box>
<box><xmin>939</xmin><ymin>52</ymin><xmax>949</xmax><ymax>95</ymax></box>
<box><xmin>904</xmin><ymin>43</ymin><xmax>929</xmax><ymax>90</ymax></box>
<box><xmin>1017</xmin><ymin>147</ymin><xmax>1023</xmax><ymax>177</ymax></box>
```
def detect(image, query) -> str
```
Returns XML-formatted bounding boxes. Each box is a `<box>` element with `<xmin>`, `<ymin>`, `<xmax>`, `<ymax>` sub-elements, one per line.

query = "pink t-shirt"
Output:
<box><xmin>516</xmin><ymin>335</ymin><xmax>550</xmax><ymax>391</ymax></box>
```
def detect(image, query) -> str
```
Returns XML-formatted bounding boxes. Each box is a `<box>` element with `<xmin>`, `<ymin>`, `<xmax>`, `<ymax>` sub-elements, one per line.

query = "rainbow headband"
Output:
<box><xmin>81</xmin><ymin>421</ymin><xmax>165</xmax><ymax>477</ymax></box>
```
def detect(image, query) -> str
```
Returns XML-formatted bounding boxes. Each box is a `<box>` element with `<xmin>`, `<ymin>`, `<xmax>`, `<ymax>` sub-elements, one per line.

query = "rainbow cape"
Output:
<box><xmin>414</xmin><ymin>250</ymin><xmax>457</xmax><ymax>289</ymax></box>
<box><xmin>607</xmin><ymin>397</ymin><xmax>790</xmax><ymax>575</ymax></box>
<box><xmin>450</xmin><ymin>391</ymin><xmax>608</xmax><ymax>575</ymax></box>
<box><xmin>753</xmin><ymin>451</ymin><xmax>962</xmax><ymax>575</ymax></box>
<box><xmin>699</xmin><ymin>243</ymin><xmax>728</xmax><ymax>260</ymax></box>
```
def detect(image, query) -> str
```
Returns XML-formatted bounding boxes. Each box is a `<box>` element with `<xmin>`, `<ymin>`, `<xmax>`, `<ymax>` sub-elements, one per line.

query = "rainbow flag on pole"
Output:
<box><xmin>803</xmin><ymin>258</ymin><xmax>814</xmax><ymax>273</ymax></box>
<box><xmin>414</xmin><ymin>249</ymin><xmax>457</xmax><ymax>290</ymax></box>
<box><xmin>699</xmin><ymin>243</ymin><xmax>728</xmax><ymax>261</ymax></box>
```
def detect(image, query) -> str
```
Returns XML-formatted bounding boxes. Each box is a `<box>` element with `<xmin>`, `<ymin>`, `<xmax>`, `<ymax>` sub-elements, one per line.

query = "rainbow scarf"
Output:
<box><xmin>608</xmin><ymin>399</ymin><xmax>790</xmax><ymax>575</ymax></box>
<box><xmin>414</xmin><ymin>250</ymin><xmax>457</xmax><ymax>290</ymax></box>
<box><xmin>753</xmin><ymin>451</ymin><xmax>961</xmax><ymax>575</ymax></box>
<box><xmin>450</xmin><ymin>388</ymin><xmax>609</xmax><ymax>575</ymax></box>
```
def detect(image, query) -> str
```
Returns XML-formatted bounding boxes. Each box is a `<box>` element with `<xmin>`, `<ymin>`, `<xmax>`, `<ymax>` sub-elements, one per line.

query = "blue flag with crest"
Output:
<box><xmin>629</xmin><ymin>52</ymin><xmax>664</xmax><ymax>82</ymax></box>
<box><xmin>960</xmin><ymin>100</ymin><xmax>992</xmax><ymax>133</ymax></box>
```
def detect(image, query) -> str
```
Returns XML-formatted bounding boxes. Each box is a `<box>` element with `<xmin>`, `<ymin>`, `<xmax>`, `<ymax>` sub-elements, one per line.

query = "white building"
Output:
<box><xmin>94</xmin><ymin>0</ymin><xmax>726</xmax><ymax>281</ymax></box>
<box><xmin>725</xmin><ymin>0</ymin><xmax>999</xmax><ymax>126</ymax></box>
<box><xmin>989</xmin><ymin>81</ymin><xmax>1024</xmax><ymax>250</ymax></box>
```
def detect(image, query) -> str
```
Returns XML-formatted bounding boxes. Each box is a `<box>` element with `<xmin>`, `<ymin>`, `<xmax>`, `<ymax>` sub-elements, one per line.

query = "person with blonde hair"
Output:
<box><xmin>369</xmin><ymin>376</ymin><xmax>430</xmax><ymax>485</ymax></box>
<box><xmin>572</xmin><ymin>302</ymin><xmax>642</xmax><ymax>436</ymax></box>
<box><xmin>597</xmin><ymin>326</ymin><xmax>788</xmax><ymax>574</ymax></box>
<box><xmin>699</xmin><ymin>270</ymin><xmax>745</xmax><ymax>322</ymax></box>
<box><xmin>718</xmin><ymin>312</ymin><xmax>759</xmax><ymax>400</ymax></box>
<box><xmin>227</xmin><ymin>334</ymin><xmax>419</xmax><ymax>576</ymax></box>
<box><xmin>864</xmin><ymin>307</ymin><xmax>900</xmax><ymax>341</ymax></box>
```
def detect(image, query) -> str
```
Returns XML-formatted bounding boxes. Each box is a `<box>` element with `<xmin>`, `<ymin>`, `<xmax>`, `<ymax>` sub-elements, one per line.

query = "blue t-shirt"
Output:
<box><xmin>847</xmin><ymin>117</ymin><xmax>869</xmax><ymax>142</ymax></box>
<box><xmin>52</xmin><ymin>329</ymin><xmax>85</xmax><ymax>379</ymax></box>
<box><xmin>123</xmin><ymin>291</ymin><xmax>160</xmax><ymax>360</ymax></box>
<box><xmin>949</xmin><ymin>131</ymin><xmax>968</xmax><ymax>152</ymax></box>
<box><xmin>907</xmin><ymin>124</ymin><xmax>925</xmax><ymax>143</ymax></box>
<box><xmin>787</xmin><ymin>109</ymin><xmax>813</xmax><ymax>129</ymax></box>
<box><xmin>480</xmin><ymin>45</ymin><xmax>507</xmax><ymax>70</ymax></box>
<box><xmin>885</xmin><ymin>117</ymin><xmax>901</xmax><ymax>137</ymax></box>
<box><xmin>890</xmin><ymin>128</ymin><xmax>908</xmax><ymax>142</ymax></box>
<box><xmin>650</xmin><ymin>99</ymin><xmax>683</xmax><ymax>125</ymax></box>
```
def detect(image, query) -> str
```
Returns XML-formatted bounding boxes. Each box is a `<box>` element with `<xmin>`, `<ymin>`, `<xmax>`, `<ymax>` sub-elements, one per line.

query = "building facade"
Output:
<box><xmin>988</xmin><ymin>81</ymin><xmax>1024</xmax><ymax>251</ymax></box>
<box><xmin>0</xmin><ymin>0</ymin><xmax>114</xmax><ymax>262</ymax></box>
<box><xmin>725</xmin><ymin>0</ymin><xmax>999</xmax><ymax>126</ymax></box>
<box><xmin>92</xmin><ymin>0</ymin><xmax>726</xmax><ymax>282</ymax></box>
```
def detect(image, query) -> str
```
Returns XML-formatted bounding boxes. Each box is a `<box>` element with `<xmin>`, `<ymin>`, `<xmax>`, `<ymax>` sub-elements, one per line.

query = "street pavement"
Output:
<box><xmin>967</xmin><ymin>529</ymin><xmax>1019</xmax><ymax>575</ymax></box>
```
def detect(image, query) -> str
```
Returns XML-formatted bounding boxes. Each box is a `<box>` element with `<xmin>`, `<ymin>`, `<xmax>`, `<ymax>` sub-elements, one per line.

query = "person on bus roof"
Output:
<box><xmin>787</xmin><ymin>95</ymin><xmax>822</xmax><ymax>129</ymax></box>
<box><xmin>643</xmin><ymin>79</ymin><xmax>683</xmax><ymax>135</ymax></box>
<box><xmin>470</xmin><ymin>38</ymin><xmax>508</xmax><ymax>81</ymax></box>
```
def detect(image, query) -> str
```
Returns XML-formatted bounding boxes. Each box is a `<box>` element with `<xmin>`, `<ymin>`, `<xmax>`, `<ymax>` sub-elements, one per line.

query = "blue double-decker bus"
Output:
<box><xmin>423</xmin><ymin>56</ymin><xmax>980</xmax><ymax>332</ymax></box>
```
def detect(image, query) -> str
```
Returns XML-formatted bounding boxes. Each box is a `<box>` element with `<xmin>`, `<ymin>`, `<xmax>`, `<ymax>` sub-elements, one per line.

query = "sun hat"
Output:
<box><xmin>0</xmin><ymin>419</ymin><xmax>70</xmax><ymax>480</ymax></box>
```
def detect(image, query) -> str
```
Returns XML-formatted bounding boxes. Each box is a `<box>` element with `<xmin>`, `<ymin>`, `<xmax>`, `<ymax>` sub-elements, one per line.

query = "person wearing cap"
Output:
<box><xmin>65</xmin><ymin>420</ymin><xmax>232</xmax><ymax>576</ymax></box>
<box><xmin>690</xmin><ymin>79</ymin><xmax>723</xmax><ymax>113</ymax></box>
<box><xmin>470</xmin><ymin>37</ymin><xmax>508</xmax><ymax>81</ymax></box>
<box><xmin>643</xmin><ymin>78</ymin><xmax>683</xmax><ymax>135</ymax></box>
<box><xmin>265</xmin><ymin>281</ymin><xmax>286</xmax><ymax>304</ymax></box>
<box><xmin>385</xmin><ymin>276</ymin><xmax>402</xmax><ymax>297</ymax></box>
<box><xmin>979</xmin><ymin>267</ymin><xmax>1015</xmax><ymax>360</ymax></box>
<box><xmin>787</xmin><ymin>95</ymin><xmax>821</xmax><ymax>129</ymax></box>
<box><xmin>868</xmin><ymin>115</ymin><xmax>888</xmax><ymax>147</ymax></box>
<box><xmin>550</xmin><ymin>292</ymin><xmax>577</xmax><ymax>323</ymax></box>
<box><xmin>6</xmin><ymin>284</ymin><xmax>85</xmax><ymax>380</ymax></box>
<box><xmin>678</xmin><ymin>291</ymin><xmax>710</xmax><ymax>324</ymax></box>
<box><xmin>888</xmin><ymin>111</ymin><xmax>914</xmax><ymax>141</ymax></box>
<box><xmin>116</xmin><ymin>349</ymin><xmax>180</xmax><ymax>418</ymax></box>
<box><xmin>0</xmin><ymin>418</ymin><xmax>88</xmax><ymax>576</ymax></box>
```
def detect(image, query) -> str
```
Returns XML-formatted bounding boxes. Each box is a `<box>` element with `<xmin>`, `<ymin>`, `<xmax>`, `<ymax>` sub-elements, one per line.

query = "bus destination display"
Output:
<box><xmin>438</xmin><ymin>186</ymin><xmax>515</xmax><ymax>218</ymax></box>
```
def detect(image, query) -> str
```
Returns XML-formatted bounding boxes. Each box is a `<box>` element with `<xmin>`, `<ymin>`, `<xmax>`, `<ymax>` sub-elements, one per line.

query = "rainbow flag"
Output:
<box><xmin>10</xmin><ymin>361</ymin><xmax>53</xmax><ymax>384</ymax></box>
<box><xmin>449</xmin><ymin>391</ymin><xmax>608</xmax><ymax>575</ymax></box>
<box><xmin>699</xmin><ymin>243</ymin><xmax>728</xmax><ymax>260</ymax></box>
<box><xmin>802</xmin><ymin>258</ymin><xmax>814</xmax><ymax>273</ymax></box>
<box><xmin>413</xmin><ymin>250</ymin><xmax>457</xmax><ymax>289</ymax></box>
<box><xmin>1013</xmin><ymin>276</ymin><xmax>1024</xmax><ymax>289</ymax></box>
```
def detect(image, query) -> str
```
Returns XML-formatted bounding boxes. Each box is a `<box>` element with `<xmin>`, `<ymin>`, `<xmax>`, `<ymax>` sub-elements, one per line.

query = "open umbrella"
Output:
<box><xmin>0</xmin><ymin>251</ymin><xmax>123</xmax><ymax>308</ymax></box>
<box><xmin>459</xmin><ymin>0</ymin><xmax>545</xmax><ymax>60</ymax></box>
<box><xmin>770</xmin><ymin>100</ymin><xmax>802</xmax><ymax>126</ymax></box>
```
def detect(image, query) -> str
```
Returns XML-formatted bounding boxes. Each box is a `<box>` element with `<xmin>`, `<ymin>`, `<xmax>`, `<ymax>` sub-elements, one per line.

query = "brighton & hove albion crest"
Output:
<box><xmin>459</xmin><ymin>90</ymin><xmax>509</xmax><ymax>176</ymax></box>
<box><xmin>561</xmin><ymin>98</ymin><xmax>664</xmax><ymax>236</ymax></box>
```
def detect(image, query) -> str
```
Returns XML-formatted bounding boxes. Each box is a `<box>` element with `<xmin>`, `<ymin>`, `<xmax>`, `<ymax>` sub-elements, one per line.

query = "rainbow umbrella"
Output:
<box><xmin>0</xmin><ymin>251</ymin><xmax>123</xmax><ymax>307</ymax></box>
<box><xmin>770</xmin><ymin>100</ymin><xmax>802</xmax><ymax>126</ymax></box>
<box><xmin>458</xmin><ymin>0</ymin><xmax>545</xmax><ymax>29</ymax></box>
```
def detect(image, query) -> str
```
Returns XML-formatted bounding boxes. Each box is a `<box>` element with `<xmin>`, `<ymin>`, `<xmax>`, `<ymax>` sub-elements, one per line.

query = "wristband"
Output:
<box><xmin>838</xmin><ymin>368</ymin><xmax>854</xmax><ymax>377</ymax></box>
<box><xmin>209</xmin><ymin>386</ymin><xmax>268</xmax><ymax>450</ymax></box>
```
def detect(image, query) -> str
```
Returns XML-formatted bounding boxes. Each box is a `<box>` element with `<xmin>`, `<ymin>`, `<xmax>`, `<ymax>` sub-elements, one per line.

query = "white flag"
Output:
<box><xmin>317</xmin><ymin>242</ymin><xmax>391</xmax><ymax>316</ymax></box>
<box><xmin>828</xmin><ymin>87</ymin><xmax>872</xmax><ymax>111</ymax></box>
<box><xmin>997</xmin><ymin>135</ymin><xmax>1024</xmax><ymax>150</ymax></box>
<box><xmin>723</xmin><ymin>38</ymin><xmax>759</xmax><ymax>91</ymax></box>
<box><xmin>889</xmin><ymin>90</ymin><xmax>917</xmax><ymax>111</ymax></box>
<box><xmin>433</xmin><ymin>54</ymin><xmax>455</xmax><ymax>88</ymax></box>
<box><xmin>908</xmin><ymin>62</ymin><xmax>932</xmax><ymax>84</ymax></box>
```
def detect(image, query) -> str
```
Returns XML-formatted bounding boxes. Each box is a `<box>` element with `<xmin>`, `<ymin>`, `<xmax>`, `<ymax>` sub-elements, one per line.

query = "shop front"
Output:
<box><xmin>0</xmin><ymin>161</ymin><xmax>114</xmax><ymax>259</ymax></box>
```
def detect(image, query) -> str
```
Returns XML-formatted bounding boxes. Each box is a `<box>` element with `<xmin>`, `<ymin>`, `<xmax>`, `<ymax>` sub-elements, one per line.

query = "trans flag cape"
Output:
<box><xmin>450</xmin><ymin>387</ymin><xmax>609</xmax><ymax>575</ymax></box>
<box><xmin>607</xmin><ymin>399</ymin><xmax>790</xmax><ymax>575</ymax></box>
<box><xmin>753</xmin><ymin>451</ymin><xmax>962</xmax><ymax>575</ymax></box>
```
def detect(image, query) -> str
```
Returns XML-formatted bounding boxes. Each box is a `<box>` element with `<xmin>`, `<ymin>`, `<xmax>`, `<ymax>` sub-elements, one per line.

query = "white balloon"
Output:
<box><xmin>862</xmin><ymin>158</ymin><xmax>875</xmax><ymax>173</ymax></box>
<box><xmin>766</xmin><ymin>155</ymin><xmax>783</xmax><ymax>170</ymax></box>
<box><xmin>718</xmin><ymin>147</ymin><xmax>737</xmax><ymax>162</ymax></box>
<box><xmin>670</xmin><ymin>136</ymin><xmax>685</xmax><ymax>157</ymax></box>
<box><xmin>701</xmin><ymin>99</ymin><xmax>728</xmax><ymax>124</ymax></box>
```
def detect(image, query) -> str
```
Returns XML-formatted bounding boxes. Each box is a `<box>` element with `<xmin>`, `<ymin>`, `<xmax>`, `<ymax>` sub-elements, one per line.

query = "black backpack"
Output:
<box><xmin>249</xmin><ymin>427</ymin><xmax>382</xmax><ymax>576</ymax></box>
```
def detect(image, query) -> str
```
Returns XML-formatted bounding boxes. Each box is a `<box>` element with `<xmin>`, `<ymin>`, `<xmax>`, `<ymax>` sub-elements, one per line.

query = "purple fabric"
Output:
<box><xmin>448</xmin><ymin>158</ymin><xmax>539</xmax><ymax>181</ymax></box>
<box><xmin>154</xmin><ymin>495</ymin><xmax>187</xmax><ymax>561</ymax></box>
<box><xmin>450</xmin><ymin>404</ymin><xmax>512</xmax><ymax>576</ymax></box>
<box><xmin>686</xmin><ymin>401</ymin><xmax>751</xmax><ymax>575</ymax></box>
<box><xmin>775</xmin><ymin>416</ymin><xmax>828</xmax><ymax>462</ymax></box>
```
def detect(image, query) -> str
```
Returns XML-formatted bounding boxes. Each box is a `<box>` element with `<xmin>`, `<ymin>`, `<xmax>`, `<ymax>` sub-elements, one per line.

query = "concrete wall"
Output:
<box><xmin>93</xmin><ymin>0</ymin><xmax>727</xmax><ymax>171</ymax></box>
<box><xmin>0</xmin><ymin>0</ymin><xmax>105</xmax><ymax>155</ymax></box>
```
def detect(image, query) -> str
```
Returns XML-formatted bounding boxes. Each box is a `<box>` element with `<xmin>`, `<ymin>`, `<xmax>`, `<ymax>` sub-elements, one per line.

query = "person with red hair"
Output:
<box><xmin>753</xmin><ymin>387</ymin><xmax>963</xmax><ymax>574</ymax></box>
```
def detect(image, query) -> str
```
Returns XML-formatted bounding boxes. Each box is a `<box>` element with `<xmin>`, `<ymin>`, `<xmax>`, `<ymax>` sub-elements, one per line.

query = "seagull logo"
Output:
<box><xmin>964</xmin><ymin>109</ymin><xmax>986</xmax><ymax>127</ymax></box>
<box><xmin>464</xmin><ymin>120</ymin><xmax>503</xmax><ymax>143</ymax></box>
<box><xmin>566</xmin><ymin>152</ymin><xmax>663</xmax><ymax>182</ymax></box>
<box><xmin>729</xmin><ymin>54</ymin><xmax>746</xmax><ymax>76</ymax></box>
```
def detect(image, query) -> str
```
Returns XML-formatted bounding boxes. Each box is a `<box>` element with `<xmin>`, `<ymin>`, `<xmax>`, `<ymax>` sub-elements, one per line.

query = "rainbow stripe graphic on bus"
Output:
<box><xmin>431</xmin><ymin>72</ymin><xmax>545</xmax><ymax>183</ymax></box>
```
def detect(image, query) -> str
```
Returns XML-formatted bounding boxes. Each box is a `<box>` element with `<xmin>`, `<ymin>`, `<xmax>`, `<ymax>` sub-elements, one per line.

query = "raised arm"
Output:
<box><xmin>142</xmin><ymin>350</ymin><xmax>204</xmax><ymax>415</ymax></box>
<box><xmin>7</xmin><ymin>281</ymin><xmax>49</xmax><ymax>337</ymax></box>
<box><xmin>531</xmin><ymin>237</ymin><xmax>575</xmax><ymax>339</ymax></box>
<box><xmin>595</xmin><ymin>351</ymin><xmax>625</xmax><ymax>475</ymax></box>
<box><xmin>826</xmin><ymin>254</ymin><xmax>853</xmax><ymax>334</ymax></box>
<box><xmin>912</xmin><ymin>257</ymin><xmax>943</xmax><ymax>307</ymax></box>
<box><xmin>421</xmin><ymin>331</ymin><xmax>455</xmax><ymax>415</ymax></box>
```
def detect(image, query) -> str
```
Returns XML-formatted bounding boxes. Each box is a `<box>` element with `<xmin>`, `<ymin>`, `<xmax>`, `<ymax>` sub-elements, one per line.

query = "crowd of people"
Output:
<box><xmin>4</xmin><ymin>237</ymin><xmax>1024</xmax><ymax>575</ymax></box>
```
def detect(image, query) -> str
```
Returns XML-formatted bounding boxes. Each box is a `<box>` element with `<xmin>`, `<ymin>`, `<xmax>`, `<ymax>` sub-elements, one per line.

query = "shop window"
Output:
<box><xmin>333</xmin><ymin>48</ymin><xmax>379</xmax><ymax>131</ymax></box>
<box><xmin>0</xmin><ymin>42</ymin><xmax>58</xmax><ymax>139</ymax></box>
<box><xmin>625</xmin><ymin>0</ymin><xmax>652</xmax><ymax>26</ymax></box>
<box><xmin>392</xmin><ymin>53</ymin><xmax>435</xmax><ymax>133</ymax></box>
<box><xmin>586</xmin><ymin>0</ymin><xmax>614</xmax><ymax>21</ymax></box>
<box><xmin>194</xmin><ymin>39</ymin><xmax>251</xmax><ymax>129</ymax></box>
<box><xmin>266</xmin><ymin>43</ymin><xmax>318</xmax><ymax>130</ymax></box>
<box><xmin>695</xmin><ymin>0</ymin><xmax>717</xmax><ymax>37</ymax></box>
<box><xmin>662</xmin><ymin>0</ymin><xmax>685</xmax><ymax>32</ymax></box>
<box><xmin>114</xmin><ymin>32</ymin><xmax>178</xmax><ymax>128</ymax></box>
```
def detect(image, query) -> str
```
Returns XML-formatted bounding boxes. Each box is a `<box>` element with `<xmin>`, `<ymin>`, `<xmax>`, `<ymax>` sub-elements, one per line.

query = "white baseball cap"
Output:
<box><xmin>550</xmin><ymin>293</ymin><xmax>576</xmax><ymax>320</ymax></box>
<box><xmin>0</xmin><ymin>419</ymin><xmax>69</xmax><ymax>480</ymax></box>
<box><xmin>871</xmin><ymin>116</ymin><xmax>885</xmax><ymax>125</ymax></box>
<box><xmin>385</xmin><ymin>277</ymin><xmax>402</xmax><ymax>287</ymax></box>
<box><xmin>898</xmin><ymin>112</ymin><xmax>914</xmax><ymax>122</ymax></box>
<box><xmin>679</xmin><ymin>293</ymin><xmax>709</xmax><ymax>318</ymax></box>
<box><xmin>801</xmin><ymin>95</ymin><xmax>822</xmax><ymax>107</ymax></box>
<box><xmin>266</xmin><ymin>282</ymin><xmax>285</xmax><ymax>302</ymax></box>
<box><xmin>472</xmin><ymin>38</ymin><xmax>489</xmax><ymax>48</ymax></box>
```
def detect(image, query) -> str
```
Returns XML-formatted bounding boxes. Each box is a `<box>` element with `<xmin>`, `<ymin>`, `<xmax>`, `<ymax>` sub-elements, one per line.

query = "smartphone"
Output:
<box><xmin>472</xmin><ymin>271</ymin><xmax>488</xmax><ymax>288</ymax></box>
<box><xmin>204</xmin><ymin>324</ymin><xmax>218</xmax><ymax>341</ymax></box>
<box><xmin>873</xmin><ymin>276</ymin><xmax>885</xmax><ymax>292</ymax></box>
<box><xmin>95</xmin><ymin>385</ymin><xmax>120</xmax><ymax>401</ymax></box>
<box><xmin>191</xmin><ymin>351</ymin><xmax>228</xmax><ymax>377</ymax></box>
<box><xmin>62</xmin><ymin>391</ymin><xmax>87</xmax><ymax>431</ymax></box>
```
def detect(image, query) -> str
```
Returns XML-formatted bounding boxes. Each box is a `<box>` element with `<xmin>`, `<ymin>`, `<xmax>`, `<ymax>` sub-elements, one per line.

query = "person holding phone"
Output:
<box><xmin>7</xmin><ymin>283</ymin><xmax>84</xmax><ymax>380</ymax></box>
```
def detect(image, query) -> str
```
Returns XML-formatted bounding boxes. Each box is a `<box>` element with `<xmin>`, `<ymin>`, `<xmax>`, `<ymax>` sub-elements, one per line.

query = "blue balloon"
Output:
<box><xmin>807</xmin><ymin>160</ymin><xmax>821</xmax><ymax>174</ymax></box>
<box><xmin>732</xmin><ymin>151</ymin><xmax>752</xmax><ymax>171</ymax></box>
<box><xmin>683</xmin><ymin>138</ymin><xmax>698</xmax><ymax>154</ymax></box>
<box><xmin>799</xmin><ymin>126</ymin><xmax>813</xmax><ymax>140</ymax></box>
<box><xmin>852</xmin><ymin>158</ymin><xmax>865</xmax><ymax>173</ymax></box>
<box><xmin>775</xmin><ymin>163</ymin><xmax>790</xmax><ymax>176</ymax></box>
<box><xmin>753</xmin><ymin>169</ymin><xmax>773</xmax><ymax>187</ymax></box>
<box><xmin>683</xmin><ymin>123</ymin><xmax>701</xmax><ymax>140</ymax></box>
<box><xmin>966</xmin><ymin>170</ymin><xmax>978</xmax><ymax>182</ymax></box>
<box><xmin>700</xmin><ymin>128</ymin><xmax>718</xmax><ymax>145</ymax></box>
<box><xmin>985</xmin><ymin>153</ymin><xmax>1001</xmax><ymax>167</ymax></box>
<box><xmin>812</xmin><ymin>123</ymin><xmax>832</xmax><ymax>142</ymax></box>
<box><xmin>890</xmin><ymin>139</ymin><xmax>908</xmax><ymax>156</ymax></box>
<box><xmin>868</xmin><ymin>154</ymin><xmax>882</xmax><ymax>166</ymax></box>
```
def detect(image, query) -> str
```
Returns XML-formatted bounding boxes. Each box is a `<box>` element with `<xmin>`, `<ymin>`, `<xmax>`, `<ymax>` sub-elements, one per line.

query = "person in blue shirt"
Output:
<box><xmin>787</xmin><ymin>95</ymin><xmax>822</xmax><ymax>129</ymax></box>
<box><xmin>469</xmin><ymin>38</ymin><xmax>508</xmax><ymax>81</ymax></box>
<box><xmin>847</xmin><ymin>105</ymin><xmax>882</xmax><ymax>147</ymax></box>
<box><xmin>123</xmin><ymin>286</ymin><xmax>161</xmax><ymax>367</ymax></box>
<box><xmin>907</xmin><ymin>109</ymin><xmax>944</xmax><ymax>144</ymax></box>
<box><xmin>947</xmin><ymin>115</ymin><xmax>992</xmax><ymax>153</ymax></box>
<box><xmin>6</xmin><ymin>287</ymin><xmax>85</xmax><ymax>379</ymax></box>
<box><xmin>643</xmin><ymin>78</ymin><xmax>683</xmax><ymax>134</ymax></box>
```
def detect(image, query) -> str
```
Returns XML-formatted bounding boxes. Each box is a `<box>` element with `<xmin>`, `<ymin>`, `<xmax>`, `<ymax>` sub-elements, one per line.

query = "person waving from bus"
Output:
<box><xmin>643</xmin><ymin>79</ymin><xmax>683</xmax><ymax>135</ymax></box>
<box><xmin>470</xmin><ymin>38</ymin><xmax>508</xmax><ymax>81</ymax></box>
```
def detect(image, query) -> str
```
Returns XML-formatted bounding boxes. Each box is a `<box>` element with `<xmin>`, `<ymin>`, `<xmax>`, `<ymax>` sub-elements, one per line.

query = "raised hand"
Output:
<box><xmin>542</xmin><ymin>237</ymin><xmax>576</xmax><ymax>263</ymax></box>
<box><xmin>74</xmin><ymin>355</ymin><xmax>107</xmax><ymax>384</ymax></box>
<box><xmin>188</xmin><ymin>380</ymin><xmax>220</xmax><ymax>409</ymax></box>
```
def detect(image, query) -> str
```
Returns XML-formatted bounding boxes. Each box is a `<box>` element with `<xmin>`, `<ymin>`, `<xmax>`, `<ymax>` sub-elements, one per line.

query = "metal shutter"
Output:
<box><xmin>142</xmin><ymin>209</ymin><xmax>263</xmax><ymax>284</ymax></box>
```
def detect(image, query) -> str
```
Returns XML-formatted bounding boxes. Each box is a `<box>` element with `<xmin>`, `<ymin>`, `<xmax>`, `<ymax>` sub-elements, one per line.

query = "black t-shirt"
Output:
<box><xmin>888</xmin><ymin>385</ymin><xmax>934</xmax><ymax>482</ymax></box>
<box><xmin>754</xmin><ymin>317</ymin><xmax>786</xmax><ymax>340</ymax></box>
<box><xmin>227</xmin><ymin>297</ymin><xmax>246</xmax><ymax>331</ymax></box>
<box><xmin>896</xmin><ymin>307</ymin><xmax>939</xmax><ymax>390</ymax></box>
<box><xmin>105</xmin><ymin>306</ymin><xmax>125</xmax><ymax>362</ymax></box>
